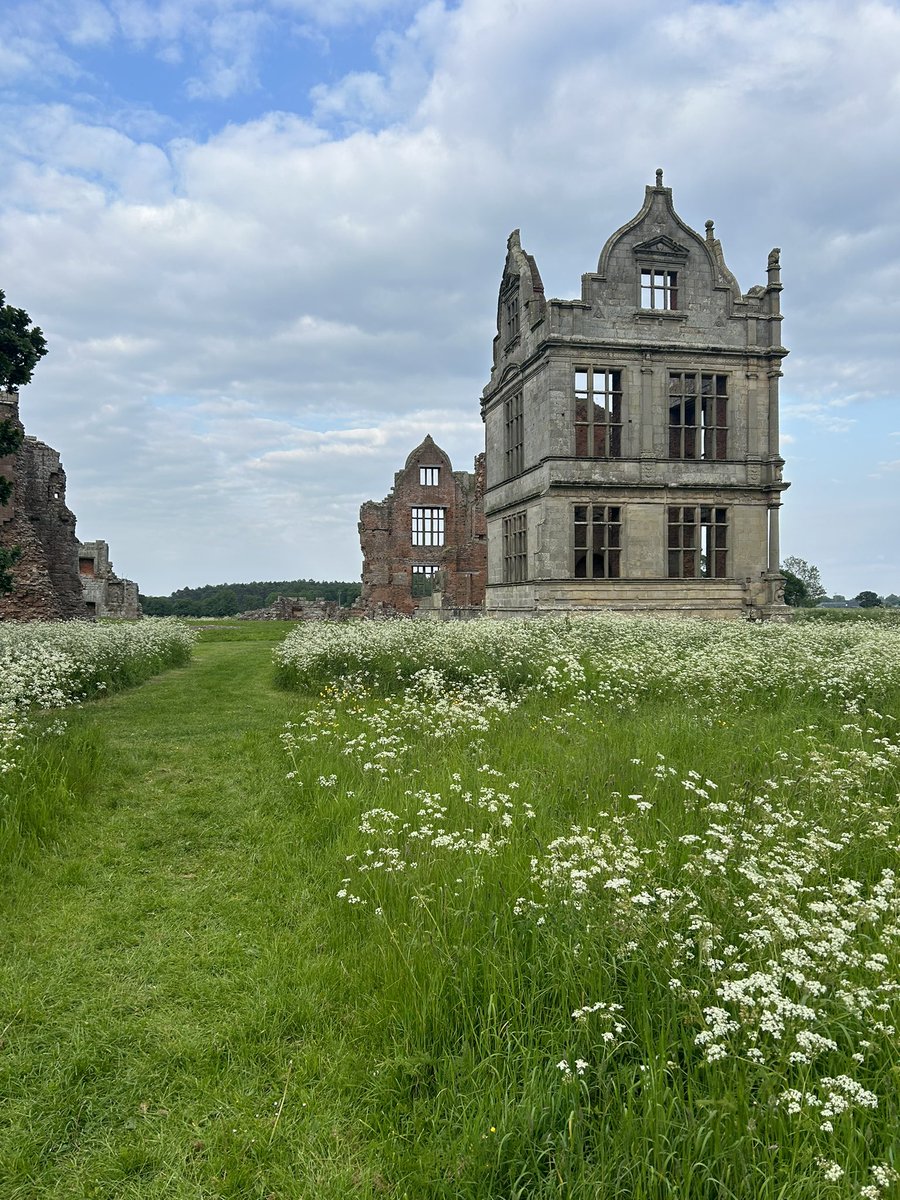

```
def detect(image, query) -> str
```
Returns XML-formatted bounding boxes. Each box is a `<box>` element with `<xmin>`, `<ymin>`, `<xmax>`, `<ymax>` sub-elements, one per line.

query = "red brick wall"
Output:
<box><xmin>359</xmin><ymin>436</ymin><xmax>486</xmax><ymax>614</ymax></box>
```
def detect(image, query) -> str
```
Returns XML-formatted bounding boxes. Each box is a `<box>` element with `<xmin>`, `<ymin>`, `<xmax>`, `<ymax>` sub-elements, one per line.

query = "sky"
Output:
<box><xmin>1</xmin><ymin>0</ymin><xmax>899</xmax><ymax>598</ymax></box>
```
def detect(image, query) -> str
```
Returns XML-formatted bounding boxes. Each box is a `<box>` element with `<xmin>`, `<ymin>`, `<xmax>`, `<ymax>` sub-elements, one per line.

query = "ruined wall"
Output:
<box><xmin>78</xmin><ymin>539</ymin><xmax>142</xmax><ymax>619</ymax></box>
<box><xmin>234</xmin><ymin>595</ymin><xmax>350</xmax><ymax>621</ymax></box>
<box><xmin>0</xmin><ymin>391</ymin><xmax>84</xmax><ymax>621</ymax></box>
<box><xmin>358</xmin><ymin>435</ymin><xmax>487</xmax><ymax>616</ymax></box>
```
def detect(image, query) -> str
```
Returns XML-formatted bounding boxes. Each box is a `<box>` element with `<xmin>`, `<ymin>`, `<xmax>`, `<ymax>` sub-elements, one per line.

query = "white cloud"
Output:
<box><xmin>3</xmin><ymin>0</ymin><xmax>900</xmax><ymax>594</ymax></box>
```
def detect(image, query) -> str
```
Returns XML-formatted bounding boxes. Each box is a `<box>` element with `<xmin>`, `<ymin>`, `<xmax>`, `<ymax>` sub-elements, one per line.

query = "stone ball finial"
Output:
<box><xmin>655</xmin><ymin>168</ymin><xmax>664</xmax><ymax>187</ymax></box>
<box><xmin>705</xmin><ymin>219</ymin><xmax>715</xmax><ymax>241</ymax></box>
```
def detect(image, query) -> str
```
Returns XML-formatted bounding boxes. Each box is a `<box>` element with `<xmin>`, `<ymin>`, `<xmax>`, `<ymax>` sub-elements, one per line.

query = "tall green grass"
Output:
<box><xmin>279</xmin><ymin>618</ymin><xmax>900</xmax><ymax>1197</ymax></box>
<box><xmin>0</xmin><ymin>619</ymin><xmax>195</xmax><ymax>875</ymax></box>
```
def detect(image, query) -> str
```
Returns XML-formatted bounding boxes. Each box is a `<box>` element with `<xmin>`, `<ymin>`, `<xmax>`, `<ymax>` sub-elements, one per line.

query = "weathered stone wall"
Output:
<box><xmin>358</xmin><ymin>436</ymin><xmax>487</xmax><ymax>616</ymax></box>
<box><xmin>235</xmin><ymin>595</ymin><xmax>349</xmax><ymax>621</ymax></box>
<box><xmin>0</xmin><ymin>391</ymin><xmax>84</xmax><ymax>621</ymax></box>
<box><xmin>481</xmin><ymin>172</ymin><xmax>790</xmax><ymax>620</ymax></box>
<box><xmin>78</xmin><ymin>539</ymin><xmax>142</xmax><ymax>619</ymax></box>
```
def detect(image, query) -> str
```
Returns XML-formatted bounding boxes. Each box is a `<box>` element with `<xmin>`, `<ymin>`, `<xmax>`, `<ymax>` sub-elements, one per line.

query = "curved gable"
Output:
<box><xmin>403</xmin><ymin>434</ymin><xmax>453</xmax><ymax>474</ymax></box>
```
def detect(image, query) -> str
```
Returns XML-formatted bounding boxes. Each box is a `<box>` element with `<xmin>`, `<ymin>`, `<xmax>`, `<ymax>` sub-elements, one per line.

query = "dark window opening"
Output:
<box><xmin>668</xmin><ymin>373</ymin><xmax>728</xmax><ymax>460</ymax></box>
<box><xmin>503</xmin><ymin>511</ymin><xmax>527</xmax><ymax>582</ymax></box>
<box><xmin>504</xmin><ymin>292</ymin><xmax>520</xmax><ymax>343</ymax></box>
<box><xmin>504</xmin><ymin>391</ymin><xmax>524</xmax><ymax>477</ymax></box>
<box><xmin>573</xmin><ymin>504</ymin><xmax>621</xmax><ymax>579</ymax></box>
<box><xmin>574</xmin><ymin>367</ymin><xmax>622</xmax><ymax>458</ymax></box>
<box><xmin>667</xmin><ymin>505</ymin><xmax>728</xmax><ymax>578</ymax></box>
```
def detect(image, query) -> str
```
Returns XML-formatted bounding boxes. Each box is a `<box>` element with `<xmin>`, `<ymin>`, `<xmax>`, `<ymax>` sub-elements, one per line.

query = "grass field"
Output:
<box><xmin>1</xmin><ymin>616</ymin><xmax>898</xmax><ymax>1198</ymax></box>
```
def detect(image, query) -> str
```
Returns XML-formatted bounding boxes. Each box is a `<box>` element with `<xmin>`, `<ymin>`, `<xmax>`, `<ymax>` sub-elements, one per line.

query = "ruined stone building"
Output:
<box><xmin>78</xmin><ymin>539</ymin><xmax>142</xmax><ymax>619</ymax></box>
<box><xmin>0</xmin><ymin>389</ymin><xmax>84</xmax><ymax>620</ymax></box>
<box><xmin>480</xmin><ymin>171</ymin><xmax>790</xmax><ymax>619</ymax></box>
<box><xmin>358</xmin><ymin>436</ymin><xmax>486</xmax><ymax>615</ymax></box>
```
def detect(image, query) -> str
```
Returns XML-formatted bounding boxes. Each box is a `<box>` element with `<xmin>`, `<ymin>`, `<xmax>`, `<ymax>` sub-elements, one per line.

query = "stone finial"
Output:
<box><xmin>655</xmin><ymin>168</ymin><xmax>664</xmax><ymax>187</ymax></box>
<box><xmin>705</xmin><ymin>219</ymin><xmax>715</xmax><ymax>242</ymax></box>
<box><xmin>767</xmin><ymin>247</ymin><xmax>781</xmax><ymax>269</ymax></box>
<box><xmin>507</xmin><ymin>229</ymin><xmax>521</xmax><ymax>251</ymax></box>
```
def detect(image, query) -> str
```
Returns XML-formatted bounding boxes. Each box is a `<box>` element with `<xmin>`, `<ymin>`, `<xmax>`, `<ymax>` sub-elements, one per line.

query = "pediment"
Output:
<box><xmin>632</xmin><ymin>235</ymin><xmax>689</xmax><ymax>262</ymax></box>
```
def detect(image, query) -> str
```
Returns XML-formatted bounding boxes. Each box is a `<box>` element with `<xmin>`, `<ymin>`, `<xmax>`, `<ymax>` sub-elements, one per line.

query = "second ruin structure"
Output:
<box><xmin>358</xmin><ymin>436</ymin><xmax>486</xmax><ymax>616</ymax></box>
<box><xmin>78</xmin><ymin>539</ymin><xmax>142</xmax><ymax>619</ymax></box>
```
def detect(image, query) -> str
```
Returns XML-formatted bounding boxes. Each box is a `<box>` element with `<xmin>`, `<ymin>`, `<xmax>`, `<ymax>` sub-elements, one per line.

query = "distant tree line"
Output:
<box><xmin>140</xmin><ymin>579</ymin><xmax>362</xmax><ymax>617</ymax></box>
<box><xmin>780</xmin><ymin>557</ymin><xmax>897</xmax><ymax>609</ymax></box>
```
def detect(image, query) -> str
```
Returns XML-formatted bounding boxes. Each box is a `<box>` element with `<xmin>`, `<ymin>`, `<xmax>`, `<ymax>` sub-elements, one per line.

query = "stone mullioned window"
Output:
<box><xmin>411</xmin><ymin>507</ymin><xmax>446</xmax><ymax>546</ymax></box>
<box><xmin>573</xmin><ymin>504</ymin><xmax>621</xmax><ymax>578</ymax></box>
<box><xmin>504</xmin><ymin>392</ymin><xmax>524</xmax><ymax>478</ymax></box>
<box><xmin>502</xmin><ymin>511</ymin><xmax>527</xmax><ymax>582</ymax></box>
<box><xmin>574</xmin><ymin>368</ymin><xmax>622</xmax><ymax>458</ymax></box>
<box><xmin>668</xmin><ymin>373</ymin><xmax>728</xmax><ymax>460</ymax></box>
<box><xmin>668</xmin><ymin>505</ymin><xmax>728</xmax><ymax>578</ymax></box>
<box><xmin>640</xmin><ymin>268</ymin><xmax>678</xmax><ymax>310</ymax></box>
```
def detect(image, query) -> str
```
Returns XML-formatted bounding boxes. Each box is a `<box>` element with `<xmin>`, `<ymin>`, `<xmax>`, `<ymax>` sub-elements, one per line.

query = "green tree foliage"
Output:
<box><xmin>855</xmin><ymin>590</ymin><xmax>883</xmax><ymax>608</ymax></box>
<box><xmin>883</xmin><ymin>593</ymin><xmax>900</xmax><ymax>608</ymax></box>
<box><xmin>0</xmin><ymin>290</ymin><xmax>48</xmax><ymax>391</ymax></box>
<box><xmin>140</xmin><ymin>579</ymin><xmax>362</xmax><ymax>617</ymax></box>
<box><xmin>780</xmin><ymin>569</ymin><xmax>808</xmax><ymax>607</ymax></box>
<box><xmin>781</xmin><ymin>556</ymin><xmax>827</xmax><ymax>607</ymax></box>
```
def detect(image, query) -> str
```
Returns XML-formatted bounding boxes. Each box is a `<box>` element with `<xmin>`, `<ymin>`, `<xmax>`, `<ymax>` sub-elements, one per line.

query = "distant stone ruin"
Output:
<box><xmin>0</xmin><ymin>390</ymin><xmax>84</xmax><ymax>620</ymax></box>
<box><xmin>357</xmin><ymin>435</ymin><xmax>486</xmax><ymax>617</ymax></box>
<box><xmin>78</xmin><ymin>539</ymin><xmax>142</xmax><ymax>619</ymax></box>
<box><xmin>235</xmin><ymin>595</ymin><xmax>350</xmax><ymax>621</ymax></box>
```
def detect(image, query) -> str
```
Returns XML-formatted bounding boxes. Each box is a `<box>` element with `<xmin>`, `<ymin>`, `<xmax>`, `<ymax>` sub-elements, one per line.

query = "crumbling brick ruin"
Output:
<box><xmin>481</xmin><ymin>170</ymin><xmax>790</xmax><ymax>619</ymax></box>
<box><xmin>358</xmin><ymin>436</ymin><xmax>487</xmax><ymax>616</ymax></box>
<box><xmin>0</xmin><ymin>389</ymin><xmax>84</xmax><ymax>620</ymax></box>
<box><xmin>78</xmin><ymin>539</ymin><xmax>142</xmax><ymax>619</ymax></box>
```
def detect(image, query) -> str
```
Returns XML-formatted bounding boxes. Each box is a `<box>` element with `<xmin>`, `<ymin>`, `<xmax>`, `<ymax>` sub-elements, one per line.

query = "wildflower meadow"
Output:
<box><xmin>0</xmin><ymin>618</ymin><xmax>194</xmax><ymax>869</ymax></box>
<box><xmin>2</xmin><ymin>613</ymin><xmax>898</xmax><ymax>1197</ymax></box>
<box><xmin>278</xmin><ymin>616</ymin><xmax>900</xmax><ymax>1198</ymax></box>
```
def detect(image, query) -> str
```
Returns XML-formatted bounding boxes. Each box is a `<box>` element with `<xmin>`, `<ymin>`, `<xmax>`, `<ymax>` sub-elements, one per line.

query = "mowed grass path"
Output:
<box><xmin>0</xmin><ymin>627</ymin><xmax>368</xmax><ymax>1199</ymax></box>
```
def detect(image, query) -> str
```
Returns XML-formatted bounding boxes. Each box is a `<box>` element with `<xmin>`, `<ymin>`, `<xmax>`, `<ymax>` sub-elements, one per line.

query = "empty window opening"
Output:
<box><xmin>574</xmin><ymin>368</ymin><xmax>623</xmax><ymax>457</ymax></box>
<box><xmin>411</xmin><ymin>507</ymin><xmax>445</xmax><ymax>546</ymax></box>
<box><xmin>641</xmin><ymin>269</ymin><xmax>678</xmax><ymax>310</ymax></box>
<box><xmin>667</xmin><ymin>506</ymin><xmax>728</xmax><ymax>578</ymax></box>
<box><xmin>574</xmin><ymin>504</ymin><xmax>621</xmax><ymax>578</ymax></box>
<box><xmin>419</xmin><ymin>466</ymin><xmax>440</xmax><ymax>486</ymax></box>
<box><xmin>411</xmin><ymin>564</ymin><xmax>440</xmax><ymax>597</ymax></box>
<box><xmin>668</xmin><ymin>373</ymin><xmax>728</xmax><ymax>460</ymax></box>
<box><xmin>505</xmin><ymin>292</ymin><xmax>520</xmax><ymax>342</ymax></box>
<box><xmin>79</xmin><ymin>557</ymin><xmax>95</xmax><ymax>577</ymax></box>
<box><xmin>504</xmin><ymin>391</ymin><xmax>524</xmax><ymax>477</ymax></box>
<box><xmin>502</xmin><ymin>511</ymin><xmax>528</xmax><ymax>583</ymax></box>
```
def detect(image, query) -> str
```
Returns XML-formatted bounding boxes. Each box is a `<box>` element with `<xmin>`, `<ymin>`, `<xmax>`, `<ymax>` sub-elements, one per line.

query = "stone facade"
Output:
<box><xmin>78</xmin><ymin>539</ymin><xmax>142</xmax><ymax>619</ymax></box>
<box><xmin>0</xmin><ymin>389</ymin><xmax>84</xmax><ymax>621</ymax></box>
<box><xmin>358</xmin><ymin>436</ymin><xmax>487</xmax><ymax>616</ymax></box>
<box><xmin>481</xmin><ymin>171</ymin><xmax>790</xmax><ymax>619</ymax></box>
